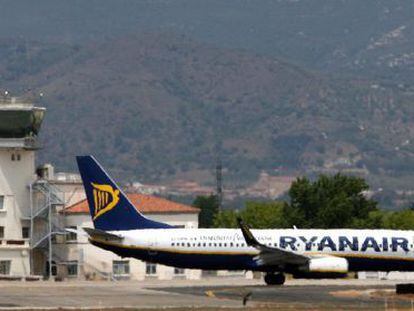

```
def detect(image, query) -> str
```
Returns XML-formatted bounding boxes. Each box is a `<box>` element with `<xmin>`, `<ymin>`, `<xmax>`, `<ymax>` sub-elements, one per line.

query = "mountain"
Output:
<box><xmin>0</xmin><ymin>34</ymin><xmax>413</xmax><ymax>193</ymax></box>
<box><xmin>0</xmin><ymin>1</ymin><xmax>413</xmax><ymax>208</ymax></box>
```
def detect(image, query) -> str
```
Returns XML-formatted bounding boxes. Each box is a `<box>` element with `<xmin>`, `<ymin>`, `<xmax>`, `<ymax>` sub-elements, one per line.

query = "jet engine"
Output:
<box><xmin>307</xmin><ymin>257</ymin><xmax>349</xmax><ymax>273</ymax></box>
<box><xmin>293</xmin><ymin>257</ymin><xmax>349</xmax><ymax>279</ymax></box>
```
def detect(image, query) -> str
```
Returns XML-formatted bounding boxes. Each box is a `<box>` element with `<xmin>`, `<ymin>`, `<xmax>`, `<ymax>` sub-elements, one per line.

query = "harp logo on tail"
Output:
<box><xmin>91</xmin><ymin>183</ymin><xmax>120</xmax><ymax>220</ymax></box>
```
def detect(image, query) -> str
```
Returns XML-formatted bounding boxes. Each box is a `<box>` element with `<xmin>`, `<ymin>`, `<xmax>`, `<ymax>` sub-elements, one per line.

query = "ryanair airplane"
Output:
<box><xmin>77</xmin><ymin>155</ymin><xmax>414</xmax><ymax>285</ymax></box>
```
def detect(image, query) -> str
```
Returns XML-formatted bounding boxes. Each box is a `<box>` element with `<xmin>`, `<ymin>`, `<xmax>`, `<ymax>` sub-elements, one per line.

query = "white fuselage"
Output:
<box><xmin>91</xmin><ymin>228</ymin><xmax>414</xmax><ymax>272</ymax></box>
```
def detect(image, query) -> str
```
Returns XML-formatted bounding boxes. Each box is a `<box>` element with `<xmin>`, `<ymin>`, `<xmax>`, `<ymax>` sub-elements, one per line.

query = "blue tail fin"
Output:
<box><xmin>76</xmin><ymin>155</ymin><xmax>171</xmax><ymax>231</ymax></box>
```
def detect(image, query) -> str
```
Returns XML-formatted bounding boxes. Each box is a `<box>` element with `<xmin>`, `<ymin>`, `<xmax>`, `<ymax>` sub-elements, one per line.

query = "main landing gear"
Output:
<box><xmin>264</xmin><ymin>272</ymin><xmax>286</xmax><ymax>285</ymax></box>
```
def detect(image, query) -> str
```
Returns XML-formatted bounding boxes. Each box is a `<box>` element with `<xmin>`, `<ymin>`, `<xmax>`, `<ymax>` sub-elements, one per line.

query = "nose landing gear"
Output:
<box><xmin>264</xmin><ymin>272</ymin><xmax>286</xmax><ymax>285</ymax></box>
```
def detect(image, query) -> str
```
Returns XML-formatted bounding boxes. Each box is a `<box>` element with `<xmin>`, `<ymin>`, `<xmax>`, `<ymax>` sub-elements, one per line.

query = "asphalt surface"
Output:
<box><xmin>0</xmin><ymin>278</ymin><xmax>412</xmax><ymax>310</ymax></box>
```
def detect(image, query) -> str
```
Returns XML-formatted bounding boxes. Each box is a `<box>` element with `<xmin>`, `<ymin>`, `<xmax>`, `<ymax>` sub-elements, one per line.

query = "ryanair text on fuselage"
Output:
<box><xmin>170</xmin><ymin>233</ymin><xmax>410</xmax><ymax>253</ymax></box>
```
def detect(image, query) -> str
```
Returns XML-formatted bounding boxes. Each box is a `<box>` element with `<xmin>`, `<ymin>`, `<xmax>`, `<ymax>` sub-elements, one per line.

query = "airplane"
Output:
<box><xmin>76</xmin><ymin>155</ymin><xmax>414</xmax><ymax>285</ymax></box>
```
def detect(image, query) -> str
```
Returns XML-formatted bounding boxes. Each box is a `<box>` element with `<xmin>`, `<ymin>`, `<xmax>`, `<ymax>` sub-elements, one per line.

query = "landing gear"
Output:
<box><xmin>264</xmin><ymin>272</ymin><xmax>286</xmax><ymax>285</ymax></box>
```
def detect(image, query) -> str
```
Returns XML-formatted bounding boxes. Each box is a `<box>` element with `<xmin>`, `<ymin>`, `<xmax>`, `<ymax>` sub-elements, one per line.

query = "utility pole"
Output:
<box><xmin>216</xmin><ymin>157</ymin><xmax>223</xmax><ymax>211</ymax></box>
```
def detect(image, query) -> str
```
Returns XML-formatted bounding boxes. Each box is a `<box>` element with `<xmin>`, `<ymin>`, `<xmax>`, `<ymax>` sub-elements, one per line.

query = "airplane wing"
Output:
<box><xmin>83</xmin><ymin>227</ymin><xmax>123</xmax><ymax>242</ymax></box>
<box><xmin>238</xmin><ymin>218</ymin><xmax>309</xmax><ymax>266</ymax></box>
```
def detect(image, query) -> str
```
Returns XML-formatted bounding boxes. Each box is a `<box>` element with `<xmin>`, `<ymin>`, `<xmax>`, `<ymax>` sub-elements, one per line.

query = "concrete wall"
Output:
<box><xmin>0</xmin><ymin>150</ymin><xmax>35</xmax><ymax>238</ymax></box>
<box><xmin>0</xmin><ymin>149</ymin><xmax>34</xmax><ymax>276</ymax></box>
<box><xmin>51</xmin><ymin>182</ymin><xmax>85</xmax><ymax>208</ymax></box>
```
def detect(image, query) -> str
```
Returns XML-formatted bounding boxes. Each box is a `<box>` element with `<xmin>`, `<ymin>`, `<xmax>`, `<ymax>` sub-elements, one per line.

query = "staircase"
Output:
<box><xmin>29</xmin><ymin>179</ymin><xmax>66</xmax><ymax>277</ymax></box>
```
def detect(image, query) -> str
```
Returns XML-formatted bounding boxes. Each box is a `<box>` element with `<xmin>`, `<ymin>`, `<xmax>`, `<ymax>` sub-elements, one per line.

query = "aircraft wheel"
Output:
<box><xmin>264</xmin><ymin>273</ymin><xmax>285</xmax><ymax>285</ymax></box>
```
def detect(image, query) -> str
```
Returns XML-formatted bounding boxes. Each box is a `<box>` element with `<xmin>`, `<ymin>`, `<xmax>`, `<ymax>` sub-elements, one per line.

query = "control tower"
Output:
<box><xmin>0</xmin><ymin>96</ymin><xmax>45</xmax><ymax>276</ymax></box>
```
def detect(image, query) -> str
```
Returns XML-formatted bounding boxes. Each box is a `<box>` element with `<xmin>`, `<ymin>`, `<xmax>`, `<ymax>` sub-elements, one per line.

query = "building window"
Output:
<box><xmin>0</xmin><ymin>227</ymin><xmax>4</xmax><ymax>239</ymax></box>
<box><xmin>174</xmin><ymin>268</ymin><xmax>185</xmax><ymax>275</ymax></box>
<box><xmin>0</xmin><ymin>196</ymin><xmax>4</xmax><ymax>210</ymax></box>
<box><xmin>145</xmin><ymin>262</ymin><xmax>157</xmax><ymax>275</ymax></box>
<box><xmin>16</xmin><ymin>154</ymin><xmax>21</xmax><ymax>161</ymax></box>
<box><xmin>22</xmin><ymin>227</ymin><xmax>29</xmax><ymax>239</ymax></box>
<box><xmin>113</xmin><ymin>260</ymin><xmax>130</xmax><ymax>276</ymax></box>
<box><xmin>11</xmin><ymin>154</ymin><xmax>15</xmax><ymax>161</ymax></box>
<box><xmin>0</xmin><ymin>261</ymin><xmax>11</xmax><ymax>275</ymax></box>
<box><xmin>66</xmin><ymin>226</ymin><xmax>77</xmax><ymax>242</ymax></box>
<box><xmin>67</xmin><ymin>261</ymin><xmax>78</xmax><ymax>277</ymax></box>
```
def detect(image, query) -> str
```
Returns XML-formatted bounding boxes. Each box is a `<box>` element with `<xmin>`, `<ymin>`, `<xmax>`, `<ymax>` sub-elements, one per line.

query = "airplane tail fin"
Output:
<box><xmin>76</xmin><ymin>155</ymin><xmax>172</xmax><ymax>231</ymax></box>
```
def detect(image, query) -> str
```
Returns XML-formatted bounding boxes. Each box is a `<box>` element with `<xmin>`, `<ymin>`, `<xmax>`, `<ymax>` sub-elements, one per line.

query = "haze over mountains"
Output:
<box><xmin>0</xmin><ymin>1</ymin><xmax>413</xmax><ymax>207</ymax></box>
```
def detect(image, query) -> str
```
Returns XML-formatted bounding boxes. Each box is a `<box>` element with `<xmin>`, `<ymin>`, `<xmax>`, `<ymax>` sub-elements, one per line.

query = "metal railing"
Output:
<box><xmin>29</xmin><ymin>179</ymin><xmax>67</xmax><ymax>277</ymax></box>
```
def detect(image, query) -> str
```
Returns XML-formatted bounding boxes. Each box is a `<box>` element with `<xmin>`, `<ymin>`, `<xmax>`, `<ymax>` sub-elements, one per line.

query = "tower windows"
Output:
<box><xmin>0</xmin><ymin>261</ymin><xmax>10</xmax><ymax>275</ymax></box>
<box><xmin>11</xmin><ymin>153</ymin><xmax>21</xmax><ymax>162</ymax></box>
<box><xmin>22</xmin><ymin>227</ymin><xmax>29</xmax><ymax>239</ymax></box>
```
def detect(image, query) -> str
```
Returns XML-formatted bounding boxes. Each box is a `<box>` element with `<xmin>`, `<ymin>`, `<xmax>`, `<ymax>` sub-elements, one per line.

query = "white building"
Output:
<box><xmin>55</xmin><ymin>193</ymin><xmax>201</xmax><ymax>280</ymax></box>
<box><xmin>0</xmin><ymin>97</ymin><xmax>45</xmax><ymax>278</ymax></box>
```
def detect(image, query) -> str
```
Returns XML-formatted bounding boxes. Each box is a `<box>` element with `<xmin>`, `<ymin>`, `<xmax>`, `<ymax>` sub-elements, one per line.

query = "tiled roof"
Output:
<box><xmin>63</xmin><ymin>193</ymin><xmax>200</xmax><ymax>215</ymax></box>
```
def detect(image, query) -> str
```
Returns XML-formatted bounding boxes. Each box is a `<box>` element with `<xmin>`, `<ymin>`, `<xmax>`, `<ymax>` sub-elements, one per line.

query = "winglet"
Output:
<box><xmin>237</xmin><ymin>217</ymin><xmax>261</xmax><ymax>247</ymax></box>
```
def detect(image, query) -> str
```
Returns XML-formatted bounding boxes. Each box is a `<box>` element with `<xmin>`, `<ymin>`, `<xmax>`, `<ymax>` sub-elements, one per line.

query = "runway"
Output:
<box><xmin>0</xmin><ymin>278</ymin><xmax>412</xmax><ymax>310</ymax></box>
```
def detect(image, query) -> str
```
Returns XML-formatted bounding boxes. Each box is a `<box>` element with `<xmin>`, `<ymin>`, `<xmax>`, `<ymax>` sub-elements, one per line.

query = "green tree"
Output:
<box><xmin>240</xmin><ymin>201</ymin><xmax>286</xmax><ymax>228</ymax></box>
<box><xmin>286</xmin><ymin>174</ymin><xmax>378</xmax><ymax>228</ymax></box>
<box><xmin>213</xmin><ymin>209</ymin><xmax>238</xmax><ymax>228</ymax></box>
<box><xmin>213</xmin><ymin>201</ymin><xmax>286</xmax><ymax>229</ymax></box>
<box><xmin>382</xmin><ymin>210</ymin><xmax>414</xmax><ymax>230</ymax></box>
<box><xmin>193</xmin><ymin>195</ymin><xmax>219</xmax><ymax>228</ymax></box>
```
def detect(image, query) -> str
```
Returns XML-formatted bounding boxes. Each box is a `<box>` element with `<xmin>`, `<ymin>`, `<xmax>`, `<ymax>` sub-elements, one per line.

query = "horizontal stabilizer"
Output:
<box><xmin>83</xmin><ymin>227</ymin><xmax>123</xmax><ymax>242</ymax></box>
<box><xmin>65</xmin><ymin>227</ymin><xmax>87</xmax><ymax>237</ymax></box>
